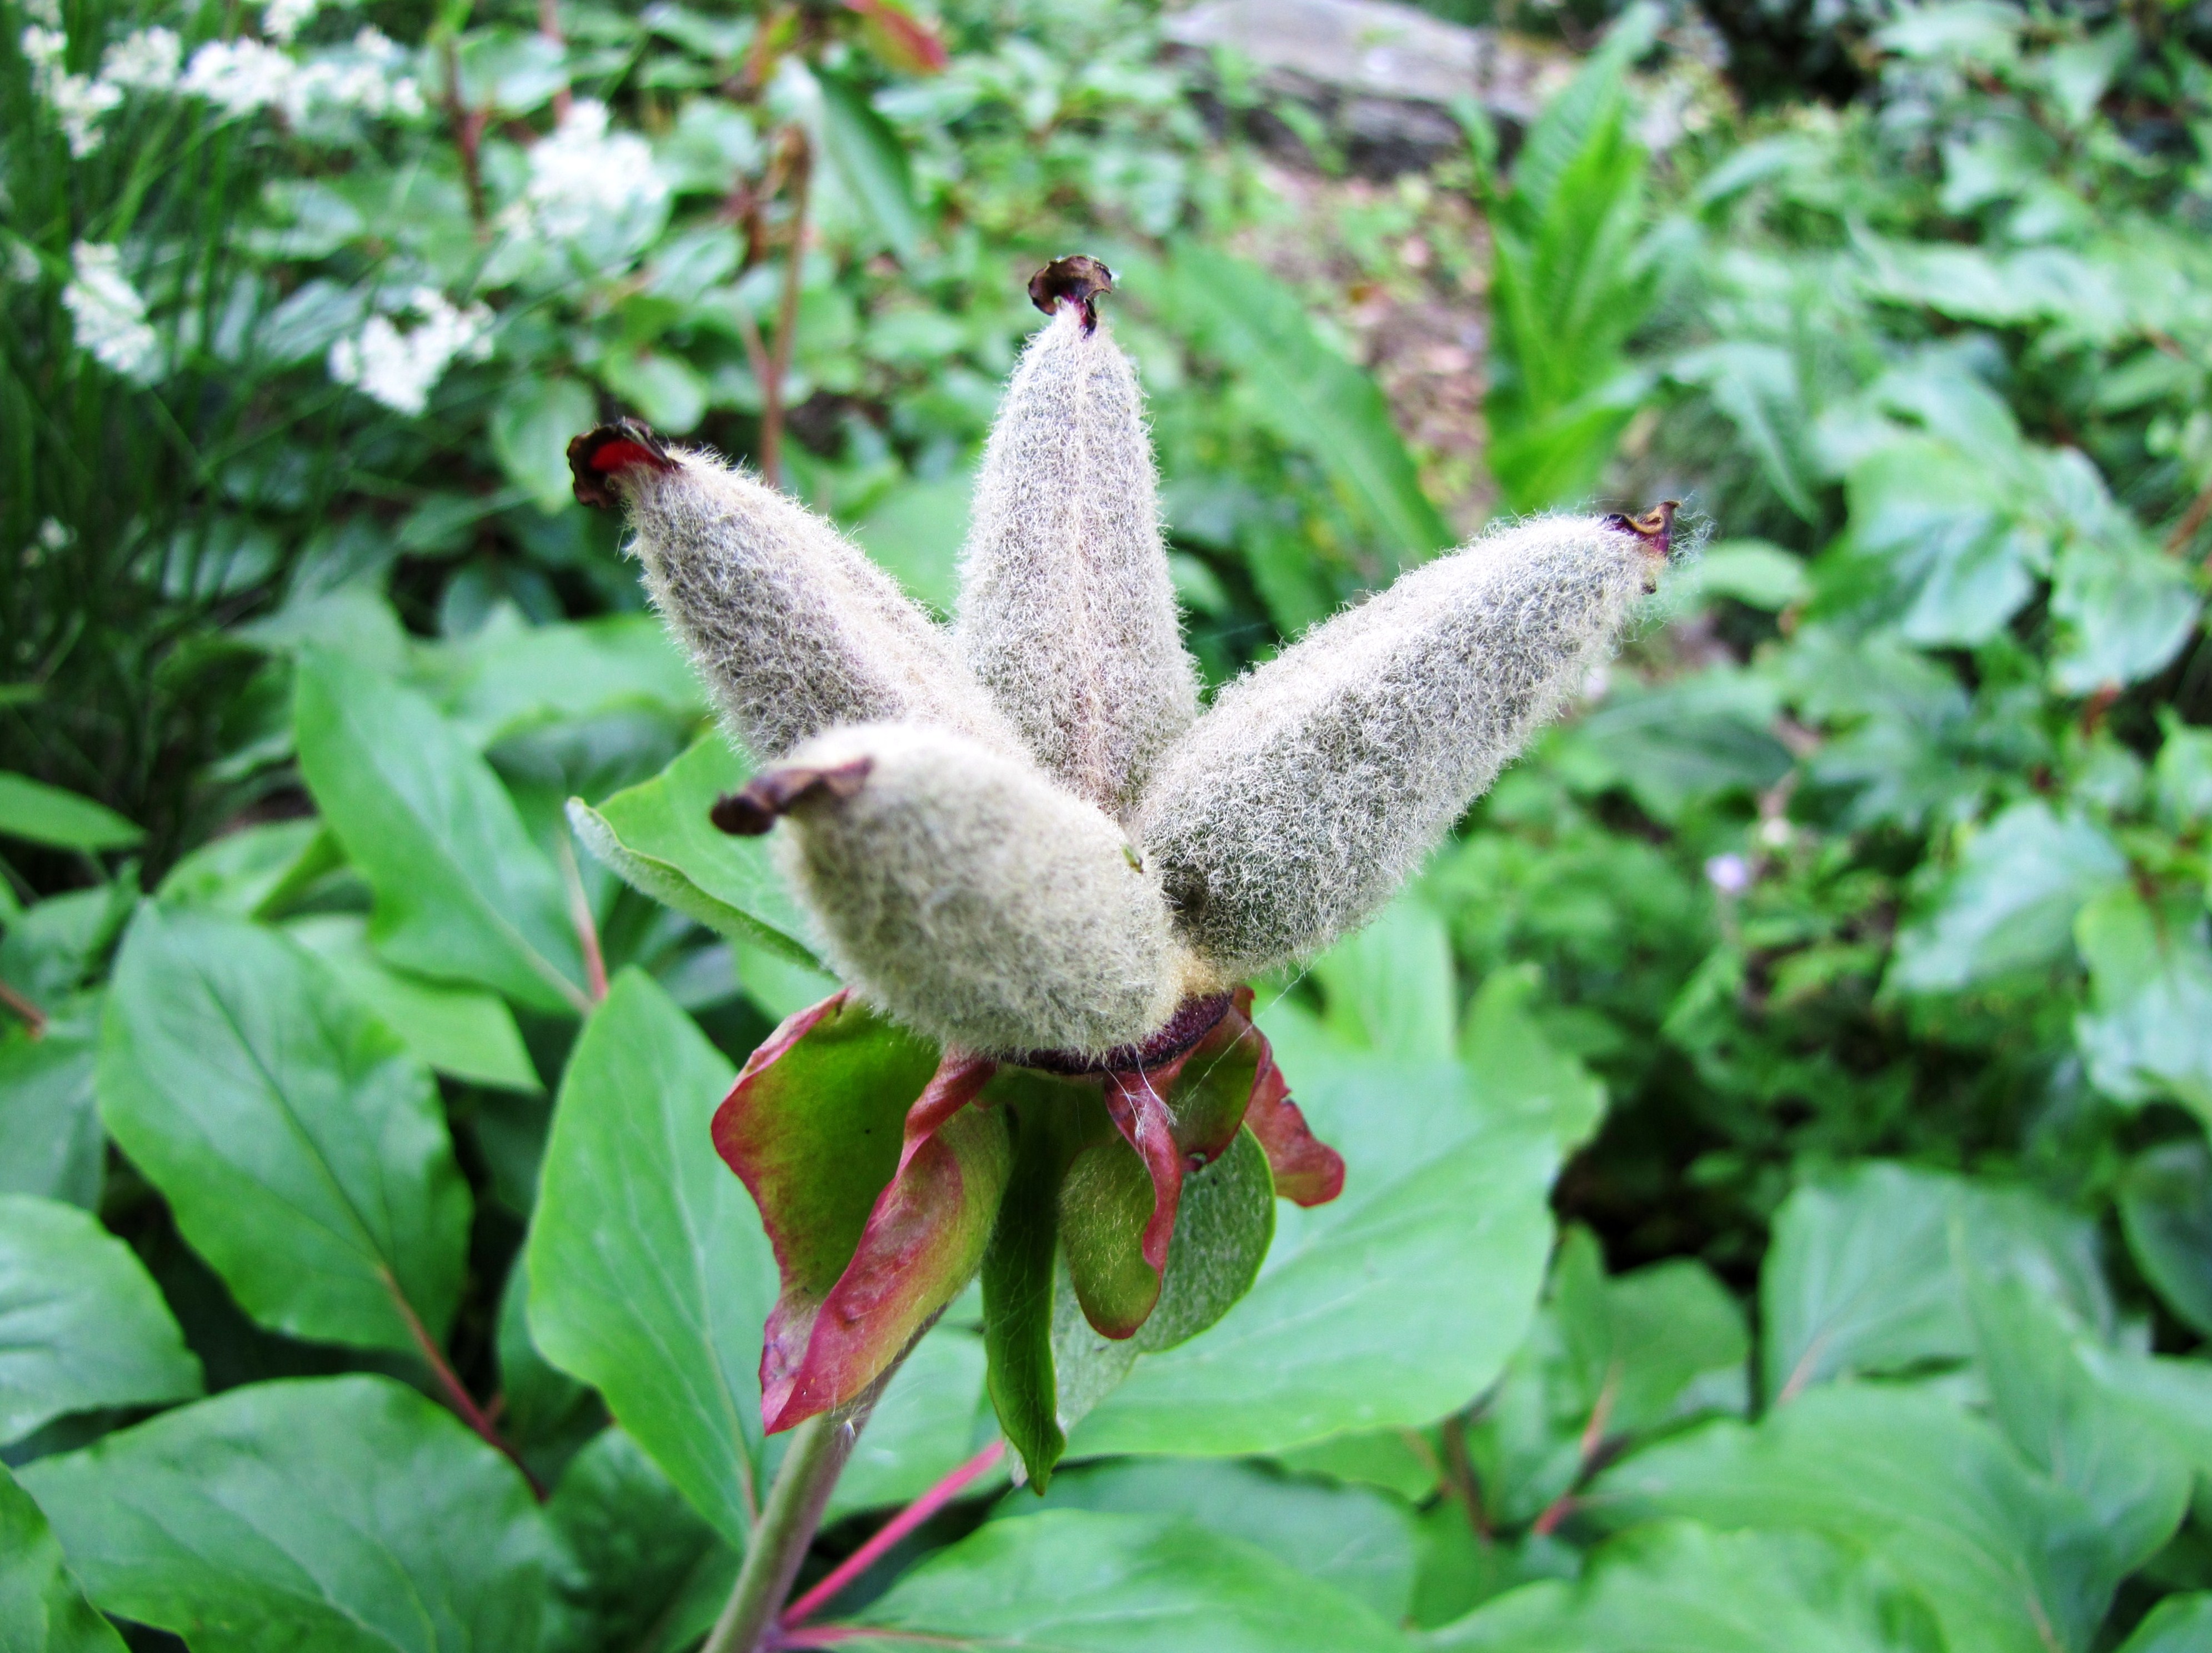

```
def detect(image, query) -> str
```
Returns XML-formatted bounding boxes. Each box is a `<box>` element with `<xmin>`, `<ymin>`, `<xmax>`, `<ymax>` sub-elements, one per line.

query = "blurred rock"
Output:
<box><xmin>1164</xmin><ymin>0</ymin><xmax>1575</xmax><ymax>174</ymax></box>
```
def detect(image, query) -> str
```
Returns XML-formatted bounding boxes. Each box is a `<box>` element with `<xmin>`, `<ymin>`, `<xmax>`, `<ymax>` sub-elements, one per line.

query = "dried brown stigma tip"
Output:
<box><xmin>1605</xmin><ymin>500</ymin><xmax>1679</xmax><ymax>560</ymax></box>
<box><xmin>1028</xmin><ymin>254</ymin><xmax>1115</xmax><ymax>332</ymax></box>
<box><xmin>709</xmin><ymin>757</ymin><xmax>874</xmax><ymax>836</ymax></box>
<box><xmin>568</xmin><ymin>419</ymin><xmax>678</xmax><ymax>509</ymax></box>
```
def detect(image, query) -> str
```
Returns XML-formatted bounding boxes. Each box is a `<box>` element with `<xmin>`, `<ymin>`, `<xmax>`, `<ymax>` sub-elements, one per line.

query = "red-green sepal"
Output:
<box><xmin>712</xmin><ymin>994</ymin><xmax>1009</xmax><ymax>1432</ymax></box>
<box><xmin>1230</xmin><ymin>989</ymin><xmax>1345</xmax><ymax>1207</ymax></box>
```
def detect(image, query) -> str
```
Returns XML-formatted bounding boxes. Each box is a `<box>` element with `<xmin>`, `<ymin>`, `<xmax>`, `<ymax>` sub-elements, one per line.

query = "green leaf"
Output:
<box><xmin>0</xmin><ymin>1195</ymin><xmax>201</xmax><ymax>1446</ymax></box>
<box><xmin>0</xmin><ymin>1462</ymin><xmax>126</xmax><ymax>1653</ymax></box>
<box><xmin>1841</xmin><ymin>437</ymin><xmax>2037</xmax><ymax>646</ymax></box>
<box><xmin>294</xmin><ymin>649</ymin><xmax>589</xmax><ymax>1015</ymax></box>
<box><xmin>1430</xmin><ymin>1521</ymin><xmax>1938</xmax><ymax>1653</ymax></box>
<box><xmin>1002</xmin><ymin>1459</ymin><xmax>1421</xmax><ymax>1621</ymax></box>
<box><xmin>1759</xmin><ymin>1161</ymin><xmax>2108</xmax><ymax>1402</ymax></box>
<box><xmin>2118</xmin><ymin>1140</ymin><xmax>2212</xmax><ymax>1339</ymax></box>
<box><xmin>1132</xmin><ymin>1129</ymin><xmax>1275</xmax><ymax>1353</ymax></box>
<box><xmin>851</xmin><ymin>473</ymin><xmax>968</xmax><ymax>612</ymax></box>
<box><xmin>1666</xmin><ymin>537</ymin><xmax>1812</xmax><ymax>613</ymax></box>
<box><xmin>1963</xmin><ymin>1273</ymin><xmax>2190</xmax><ymax>1574</ymax></box>
<box><xmin>494</xmin><ymin>1252</ymin><xmax>599</xmax><ymax>1464</ymax></box>
<box><xmin>598</xmin><ymin>349</ymin><xmax>710</xmax><ymax>435</ymax></box>
<box><xmin>814</xmin><ymin>69</ymin><xmax>922</xmax><ymax>258</ymax></box>
<box><xmin>0</xmin><ymin>774</ymin><xmax>141</xmax><ymax>853</ymax></box>
<box><xmin>543</xmin><ymin>1426</ymin><xmax>730</xmax><ymax>1653</ymax></box>
<box><xmin>1567</xmin><ymin>670</ymin><xmax>1793</xmax><ymax>824</ymax></box>
<box><xmin>98</xmin><ymin>904</ymin><xmax>472</xmax><ymax>1355</ymax></box>
<box><xmin>2049</xmin><ymin>529</ymin><xmax>2201</xmax><ymax>695</ymax></box>
<box><xmin>1312</xmin><ymin>896</ymin><xmax>1458</xmax><ymax>1065</ymax></box>
<box><xmin>847</xmin><ymin>1509</ymin><xmax>1415</xmax><ymax>1651</ymax></box>
<box><xmin>287</xmin><ymin>914</ymin><xmax>542</xmax><ymax>1093</ymax></box>
<box><xmin>1888</xmin><ymin>801</ymin><xmax>2125</xmax><ymax>993</ymax></box>
<box><xmin>1164</xmin><ymin>247</ymin><xmax>1450</xmax><ymax>573</ymax></box>
<box><xmin>1551</xmin><ymin>1228</ymin><xmax>1749</xmax><ymax>1437</ymax></box>
<box><xmin>436</xmin><ymin>615</ymin><xmax>703</xmax><ymax>750</ymax></box>
<box><xmin>1593</xmin><ymin>1386</ymin><xmax>2114</xmax><ymax>1653</ymax></box>
<box><xmin>1072</xmin><ymin>996</ymin><xmax>1557</xmax><ymax>1456</ymax></box>
<box><xmin>491</xmin><ymin>376</ymin><xmax>599</xmax><ymax>515</ymax></box>
<box><xmin>569</xmin><ymin>735</ymin><xmax>818</xmax><ymax>963</ymax></box>
<box><xmin>2074</xmin><ymin>888</ymin><xmax>2212</xmax><ymax>1124</ymax></box>
<box><xmin>19</xmin><ymin>1375</ymin><xmax>555</xmax><ymax>1653</ymax></box>
<box><xmin>2118</xmin><ymin>1595</ymin><xmax>2212</xmax><ymax>1653</ymax></box>
<box><xmin>155</xmin><ymin>820</ymin><xmax>339</xmax><ymax>921</ymax></box>
<box><xmin>0</xmin><ymin>1020</ymin><xmax>103</xmax><ymax>1208</ymax></box>
<box><xmin>1460</xmin><ymin>966</ymin><xmax>1609</xmax><ymax>1154</ymax></box>
<box><xmin>527</xmin><ymin>969</ymin><xmax>774</xmax><ymax>1545</ymax></box>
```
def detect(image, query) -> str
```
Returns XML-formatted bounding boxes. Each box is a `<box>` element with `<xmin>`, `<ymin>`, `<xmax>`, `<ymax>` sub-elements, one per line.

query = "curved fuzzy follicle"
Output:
<box><xmin>569</xmin><ymin>422</ymin><xmax>1017</xmax><ymax>762</ymax></box>
<box><xmin>1136</xmin><ymin>514</ymin><xmax>1666</xmax><ymax>980</ymax></box>
<box><xmin>955</xmin><ymin>288</ymin><xmax>1199</xmax><ymax>817</ymax></box>
<box><xmin>766</xmin><ymin>722</ymin><xmax>1192</xmax><ymax>1059</ymax></box>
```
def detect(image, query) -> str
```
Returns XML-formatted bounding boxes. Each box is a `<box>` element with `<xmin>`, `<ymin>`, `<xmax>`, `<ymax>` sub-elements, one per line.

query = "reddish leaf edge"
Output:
<box><xmin>716</xmin><ymin>985</ymin><xmax>1344</xmax><ymax>1414</ymax></box>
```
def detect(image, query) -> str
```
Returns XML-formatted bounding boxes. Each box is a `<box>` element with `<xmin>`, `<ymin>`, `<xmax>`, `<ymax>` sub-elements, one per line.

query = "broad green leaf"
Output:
<box><xmin>1964</xmin><ymin>1274</ymin><xmax>2189</xmax><ymax>1574</ymax></box>
<box><xmin>0</xmin><ymin>1462</ymin><xmax>126</xmax><ymax>1653</ymax></box>
<box><xmin>20</xmin><ymin>1376</ymin><xmax>554</xmax><ymax>1653</ymax></box>
<box><xmin>1566</xmin><ymin>670</ymin><xmax>1793</xmax><ymax>824</ymax></box>
<box><xmin>1165</xmin><ymin>247</ymin><xmax>1450</xmax><ymax>573</ymax></box>
<box><xmin>0</xmin><ymin>1195</ymin><xmax>201</xmax><ymax>1446</ymax></box>
<box><xmin>154</xmin><ymin>820</ymin><xmax>339</xmax><ymax>920</ymax></box>
<box><xmin>528</xmin><ymin>969</ymin><xmax>774</xmax><ymax>1545</ymax></box>
<box><xmin>491</xmin><ymin>375</ymin><xmax>598</xmax><ymax>515</ymax></box>
<box><xmin>1073</xmin><ymin>995</ymin><xmax>1557</xmax><ymax>1456</ymax></box>
<box><xmin>1888</xmin><ymin>801</ymin><xmax>2125</xmax><ymax>992</ymax></box>
<box><xmin>1460</xmin><ymin>966</ymin><xmax>1608</xmax><ymax>1153</ymax></box>
<box><xmin>814</xmin><ymin>68</ymin><xmax>923</xmax><ymax>258</ymax></box>
<box><xmin>1592</xmin><ymin>1386</ymin><xmax>2113</xmax><ymax>1653</ymax></box>
<box><xmin>1551</xmin><ymin>1228</ymin><xmax>1749</xmax><ymax>1437</ymax></box>
<box><xmin>287</xmin><ymin>914</ymin><xmax>542</xmax><ymax>1093</ymax></box>
<box><xmin>1759</xmin><ymin>1161</ymin><xmax>2108</xmax><ymax>1402</ymax></box>
<box><xmin>544</xmin><ymin>1426</ymin><xmax>730</xmax><ymax>1653</ymax></box>
<box><xmin>99</xmin><ymin>904</ymin><xmax>472</xmax><ymax>1355</ymax></box>
<box><xmin>0</xmin><ymin>883</ymin><xmax>134</xmax><ymax>1008</ymax></box>
<box><xmin>1841</xmin><ymin>436</ymin><xmax>2036</xmax><ymax>645</ymax></box>
<box><xmin>0</xmin><ymin>774</ymin><xmax>140</xmax><ymax>853</ymax></box>
<box><xmin>847</xmin><ymin>1509</ymin><xmax>1415</xmax><ymax>1651</ymax></box>
<box><xmin>1669</xmin><ymin>349</ymin><xmax>1819</xmax><ymax>523</ymax></box>
<box><xmin>1001</xmin><ymin>1459</ymin><xmax>1421</xmax><ymax>1621</ymax></box>
<box><xmin>2049</xmin><ymin>529</ymin><xmax>2201</xmax><ymax>694</ymax></box>
<box><xmin>1312</xmin><ymin>896</ymin><xmax>1458</xmax><ymax>1065</ymax></box>
<box><xmin>2118</xmin><ymin>1140</ymin><xmax>2212</xmax><ymax>1338</ymax></box>
<box><xmin>494</xmin><ymin>1253</ymin><xmax>598</xmax><ymax>1466</ymax></box>
<box><xmin>569</xmin><ymin>735</ymin><xmax>817</xmax><ymax>963</ymax></box>
<box><xmin>2118</xmin><ymin>1595</ymin><xmax>2212</xmax><ymax>1653</ymax></box>
<box><xmin>434</xmin><ymin>615</ymin><xmax>703</xmax><ymax>749</ymax></box>
<box><xmin>829</xmin><ymin>1318</ymin><xmax>993</xmax><ymax>1517</ymax></box>
<box><xmin>0</xmin><ymin>1020</ymin><xmax>103</xmax><ymax>1208</ymax></box>
<box><xmin>2074</xmin><ymin>889</ymin><xmax>2212</xmax><ymax>1124</ymax></box>
<box><xmin>1430</xmin><ymin>1521</ymin><xmax>1938</xmax><ymax>1653</ymax></box>
<box><xmin>851</xmin><ymin>473</ymin><xmax>967</xmax><ymax>612</ymax></box>
<box><xmin>1132</xmin><ymin>1129</ymin><xmax>1275</xmax><ymax>1353</ymax></box>
<box><xmin>294</xmin><ymin>649</ymin><xmax>589</xmax><ymax>1015</ymax></box>
<box><xmin>1666</xmin><ymin>537</ymin><xmax>1811</xmax><ymax>613</ymax></box>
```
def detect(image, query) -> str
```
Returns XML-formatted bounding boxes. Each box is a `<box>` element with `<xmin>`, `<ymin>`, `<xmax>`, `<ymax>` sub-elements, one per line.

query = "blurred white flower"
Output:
<box><xmin>1757</xmin><ymin>815</ymin><xmax>1794</xmax><ymax>849</ymax></box>
<box><xmin>63</xmin><ymin>242</ymin><xmax>161</xmax><ymax>379</ymax></box>
<box><xmin>262</xmin><ymin>0</ymin><xmax>320</xmax><ymax>44</ymax></box>
<box><xmin>101</xmin><ymin>26</ymin><xmax>183</xmax><ymax>92</ymax></box>
<box><xmin>37</xmin><ymin>518</ymin><xmax>73</xmax><ymax>552</ymax></box>
<box><xmin>1703</xmin><ymin>853</ymin><xmax>1752</xmax><ymax>896</ymax></box>
<box><xmin>6</xmin><ymin>241</ymin><xmax>39</xmax><ymax>286</ymax></box>
<box><xmin>527</xmin><ymin>99</ymin><xmax>667</xmax><ymax>239</ymax></box>
<box><xmin>22</xmin><ymin>25</ymin><xmax>122</xmax><ymax>156</ymax></box>
<box><xmin>179</xmin><ymin>37</ymin><xmax>298</xmax><ymax>117</ymax></box>
<box><xmin>328</xmin><ymin>288</ymin><xmax>492</xmax><ymax>414</ymax></box>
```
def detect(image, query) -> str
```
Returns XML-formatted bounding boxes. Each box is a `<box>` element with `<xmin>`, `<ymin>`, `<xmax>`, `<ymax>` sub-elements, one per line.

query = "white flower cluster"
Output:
<box><xmin>21</xmin><ymin>24</ymin><xmax>122</xmax><ymax>157</ymax></box>
<box><xmin>102</xmin><ymin>27</ymin><xmax>183</xmax><ymax>92</ymax></box>
<box><xmin>328</xmin><ymin>288</ymin><xmax>493</xmax><ymax>415</ymax></box>
<box><xmin>177</xmin><ymin>28</ymin><xmax>421</xmax><ymax>123</ymax></box>
<box><xmin>261</xmin><ymin>0</ymin><xmax>321</xmax><ymax>46</ymax></box>
<box><xmin>62</xmin><ymin>242</ymin><xmax>161</xmax><ymax>380</ymax></box>
<box><xmin>524</xmin><ymin>99</ymin><xmax>668</xmax><ymax>239</ymax></box>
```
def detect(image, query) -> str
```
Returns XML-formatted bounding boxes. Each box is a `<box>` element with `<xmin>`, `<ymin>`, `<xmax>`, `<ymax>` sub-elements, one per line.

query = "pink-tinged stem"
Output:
<box><xmin>387</xmin><ymin>1274</ymin><xmax>545</xmax><ymax>1499</ymax></box>
<box><xmin>0</xmin><ymin>979</ymin><xmax>46</xmax><ymax>1039</ymax></box>
<box><xmin>779</xmin><ymin>1440</ymin><xmax>1008</xmax><ymax>1629</ymax></box>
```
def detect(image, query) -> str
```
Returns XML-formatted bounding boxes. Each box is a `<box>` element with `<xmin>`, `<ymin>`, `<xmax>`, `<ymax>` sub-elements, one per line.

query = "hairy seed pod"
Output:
<box><xmin>1135</xmin><ymin>515</ymin><xmax>1663</xmax><ymax>979</ymax></box>
<box><xmin>955</xmin><ymin>303</ymin><xmax>1199</xmax><ymax>818</ymax></box>
<box><xmin>767</xmin><ymin>722</ymin><xmax>1192</xmax><ymax>1058</ymax></box>
<box><xmin>598</xmin><ymin>439</ymin><xmax>1018</xmax><ymax>761</ymax></box>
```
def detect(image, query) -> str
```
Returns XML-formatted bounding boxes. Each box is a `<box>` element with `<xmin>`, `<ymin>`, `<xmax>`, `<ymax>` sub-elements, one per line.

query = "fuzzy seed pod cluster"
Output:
<box><xmin>572</xmin><ymin>258</ymin><xmax>1670</xmax><ymax>1061</ymax></box>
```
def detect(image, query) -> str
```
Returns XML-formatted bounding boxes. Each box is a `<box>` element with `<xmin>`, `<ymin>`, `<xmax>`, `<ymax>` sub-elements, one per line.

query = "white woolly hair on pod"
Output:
<box><xmin>769</xmin><ymin>722</ymin><xmax>1192</xmax><ymax>1058</ymax></box>
<box><xmin>615</xmin><ymin>447</ymin><xmax>1019</xmax><ymax>762</ymax></box>
<box><xmin>1134</xmin><ymin>515</ymin><xmax>1661</xmax><ymax>980</ymax></box>
<box><xmin>954</xmin><ymin>304</ymin><xmax>1199</xmax><ymax>819</ymax></box>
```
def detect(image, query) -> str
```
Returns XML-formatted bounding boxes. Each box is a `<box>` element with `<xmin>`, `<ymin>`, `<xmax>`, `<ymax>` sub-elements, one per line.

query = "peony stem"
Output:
<box><xmin>701</xmin><ymin>1410</ymin><xmax>861</xmax><ymax>1653</ymax></box>
<box><xmin>779</xmin><ymin>1439</ymin><xmax>1007</xmax><ymax>1629</ymax></box>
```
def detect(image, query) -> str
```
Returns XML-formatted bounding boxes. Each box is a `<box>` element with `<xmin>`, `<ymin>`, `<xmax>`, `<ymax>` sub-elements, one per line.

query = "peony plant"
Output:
<box><xmin>569</xmin><ymin>254</ymin><xmax>1670</xmax><ymax>1645</ymax></box>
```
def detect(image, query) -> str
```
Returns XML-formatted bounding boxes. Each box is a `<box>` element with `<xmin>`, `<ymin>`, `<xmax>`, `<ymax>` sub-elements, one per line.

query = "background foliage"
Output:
<box><xmin>6</xmin><ymin>0</ymin><xmax>2212</xmax><ymax>1647</ymax></box>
